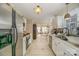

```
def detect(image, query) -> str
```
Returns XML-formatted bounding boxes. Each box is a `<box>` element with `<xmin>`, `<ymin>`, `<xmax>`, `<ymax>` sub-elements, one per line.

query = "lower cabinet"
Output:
<box><xmin>52</xmin><ymin>36</ymin><xmax>79</xmax><ymax>56</ymax></box>
<box><xmin>23</xmin><ymin>34</ymin><xmax>33</xmax><ymax>56</ymax></box>
<box><xmin>49</xmin><ymin>36</ymin><xmax>52</xmax><ymax>49</ymax></box>
<box><xmin>56</xmin><ymin>43</ymin><xmax>64</xmax><ymax>56</ymax></box>
<box><xmin>23</xmin><ymin>37</ymin><xmax>26</xmax><ymax>56</ymax></box>
<box><xmin>52</xmin><ymin>39</ymin><xmax>64</xmax><ymax>56</ymax></box>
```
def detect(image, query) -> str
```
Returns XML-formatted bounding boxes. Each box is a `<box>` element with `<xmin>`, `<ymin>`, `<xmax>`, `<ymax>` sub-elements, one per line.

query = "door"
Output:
<box><xmin>33</xmin><ymin>24</ymin><xmax>37</xmax><ymax>39</ymax></box>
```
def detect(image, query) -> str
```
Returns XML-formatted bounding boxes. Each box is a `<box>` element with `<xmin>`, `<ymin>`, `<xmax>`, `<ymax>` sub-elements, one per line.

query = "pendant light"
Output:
<box><xmin>64</xmin><ymin>3</ymin><xmax>71</xmax><ymax>20</ymax></box>
<box><xmin>34</xmin><ymin>5</ymin><xmax>42</xmax><ymax>14</ymax></box>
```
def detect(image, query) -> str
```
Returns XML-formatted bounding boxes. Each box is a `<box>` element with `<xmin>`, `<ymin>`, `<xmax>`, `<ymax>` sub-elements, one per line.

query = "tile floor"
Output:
<box><xmin>26</xmin><ymin>34</ymin><xmax>55</xmax><ymax>56</ymax></box>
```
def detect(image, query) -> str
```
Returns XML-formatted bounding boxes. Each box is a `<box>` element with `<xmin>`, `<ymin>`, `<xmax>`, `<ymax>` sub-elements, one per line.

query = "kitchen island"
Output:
<box><xmin>49</xmin><ymin>34</ymin><xmax>79</xmax><ymax>56</ymax></box>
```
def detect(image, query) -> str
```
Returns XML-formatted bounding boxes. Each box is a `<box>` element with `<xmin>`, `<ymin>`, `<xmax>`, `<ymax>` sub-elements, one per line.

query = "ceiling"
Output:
<box><xmin>12</xmin><ymin>3</ymin><xmax>79</xmax><ymax>24</ymax></box>
<box><xmin>12</xmin><ymin>3</ymin><xmax>66</xmax><ymax>24</ymax></box>
<box><xmin>1</xmin><ymin>3</ymin><xmax>79</xmax><ymax>24</ymax></box>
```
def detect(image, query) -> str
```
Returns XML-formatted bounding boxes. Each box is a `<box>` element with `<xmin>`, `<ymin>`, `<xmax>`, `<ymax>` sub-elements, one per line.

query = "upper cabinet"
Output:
<box><xmin>57</xmin><ymin>16</ymin><xmax>66</xmax><ymax>28</ymax></box>
<box><xmin>66</xmin><ymin>8</ymin><xmax>79</xmax><ymax>35</ymax></box>
<box><xmin>77</xmin><ymin>14</ymin><xmax>79</xmax><ymax>27</ymax></box>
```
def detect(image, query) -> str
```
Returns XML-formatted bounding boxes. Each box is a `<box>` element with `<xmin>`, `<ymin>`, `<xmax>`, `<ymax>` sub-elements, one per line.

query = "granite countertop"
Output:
<box><xmin>52</xmin><ymin>34</ymin><xmax>79</xmax><ymax>46</ymax></box>
<box><xmin>52</xmin><ymin>35</ymin><xmax>79</xmax><ymax>50</ymax></box>
<box><xmin>49</xmin><ymin>34</ymin><xmax>79</xmax><ymax>48</ymax></box>
<box><xmin>66</xmin><ymin>36</ymin><xmax>79</xmax><ymax>46</ymax></box>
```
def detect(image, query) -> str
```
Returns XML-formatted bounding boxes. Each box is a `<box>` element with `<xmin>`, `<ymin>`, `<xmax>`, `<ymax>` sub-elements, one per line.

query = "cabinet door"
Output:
<box><xmin>56</xmin><ymin>43</ymin><xmax>64</xmax><ymax>56</ymax></box>
<box><xmin>63</xmin><ymin>46</ymin><xmax>75</xmax><ymax>56</ymax></box>
<box><xmin>52</xmin><ymin>39</ymin><xmax>57</xmax><ymax>54</ymax></box>
<box><xmin>61</xmin><ymin>42</ymin><xmax>77</xmax><ymax>56</ymax></box>
<box><xmin>52</xmin><ymin>39</ymin><xmax>66</xmax><ymax>56</ymax></box>
<box><xmin>49</xmin><ymin>36</ymin><xmax>52</xmax><ymax>49</ymax></box>
<box><xmin>52</xmin><ymin>39</ymin><xmax>62</xmax><ymax>55</ymax></box>
<box><xmin>23</xmin><ymin>37</ymin><xmax>26</xmax><ymax>56</ymax></box>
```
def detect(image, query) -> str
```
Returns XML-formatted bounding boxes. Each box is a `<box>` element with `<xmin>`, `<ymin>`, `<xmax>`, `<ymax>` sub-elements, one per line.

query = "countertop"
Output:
<box><xmin>66</xmin><ymin>36</ymin><xmax>79</xmax><ymax>46</ymax></box>
<box><xmin>49</xmin><ymin>34</ymin><xmax>79</xmax><ymax>48</ymax></box>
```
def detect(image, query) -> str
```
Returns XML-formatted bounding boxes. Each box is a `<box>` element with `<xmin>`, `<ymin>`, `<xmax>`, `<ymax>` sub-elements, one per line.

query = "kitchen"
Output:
<box><xmin>0</xmin><ymin>3</ymin><xmax>79</xmax><ymax>56</ymax></box>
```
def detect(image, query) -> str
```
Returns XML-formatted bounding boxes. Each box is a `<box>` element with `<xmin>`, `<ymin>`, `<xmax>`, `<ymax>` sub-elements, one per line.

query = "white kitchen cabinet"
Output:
<box><xmin>23</xmin><ymin>36</ymin><xmax>27</xmax><ymax>56</ymax></box>
<box><xmin>52</xmin><ymin>39</ymin><xmax>57</xmax><ymax>55</ymax></box>
<box><xmin>53</xmin><ymin>38</ymin><xmax>64</xmax><ymax>56</ymax></box>
<box><xmin>57</xmin><ymin>16</ymin><xmax>66</xmax><ymax>28</ymax></box>
<box><xmin>51</xmin><ymin>35</ymin><xmax>79</xmax><ymax>56</ymax></box>
<box><xmin>62</xmin><ymin>45</ymin><xmax>78</xmax><ymax>56</ymax></box>
<box><xmin>56</xmin><ymin>42</ymin><xmax>64</xmax><ymax>56</ymax></box>
<box><xmin>52</xmin><ymin>36</ymin><xmax>63</xmax><ymax>55</ymax></box>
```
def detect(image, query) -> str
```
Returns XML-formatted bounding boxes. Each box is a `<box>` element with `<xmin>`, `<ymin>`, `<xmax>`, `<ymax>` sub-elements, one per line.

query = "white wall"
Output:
<box><xmin>0</xmin><ymin>4</ymin><xmax>23</xmax><ymax>32</ymax></box>
<box><xmin>0</xmin><ymin>7</ymin><xmax>12</xmax><ymax>29</ymax></box>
